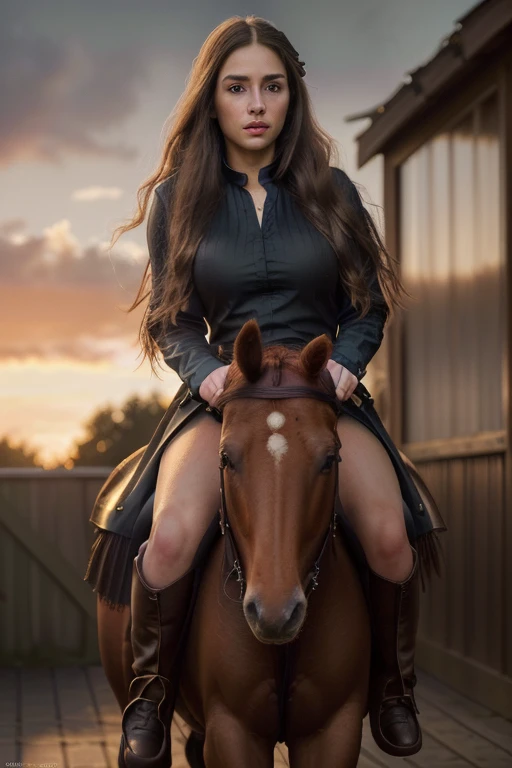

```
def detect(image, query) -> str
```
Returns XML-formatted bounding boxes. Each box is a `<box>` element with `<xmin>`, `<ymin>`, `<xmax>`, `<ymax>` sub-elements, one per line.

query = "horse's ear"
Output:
<box><xmin>234</xmin><ymin>319</ymin><xmax>264</xmax><ymax>383</ymax></box>
<box><xmin>298</xmin><ymin>334</ymin><xmax>333</xmax><ymax>379</ymax></box>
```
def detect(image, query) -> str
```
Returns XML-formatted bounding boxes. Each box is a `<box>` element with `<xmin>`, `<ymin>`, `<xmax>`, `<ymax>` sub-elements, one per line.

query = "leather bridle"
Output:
<box><xmin>212</xmin><ymin>365</ymin><xmax>344</xmax><ymax>602</ymax></box>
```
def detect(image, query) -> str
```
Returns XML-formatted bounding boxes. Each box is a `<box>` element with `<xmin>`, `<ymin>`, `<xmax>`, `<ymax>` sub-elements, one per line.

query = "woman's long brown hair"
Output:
<box><xmin>110</xmin><ymin>14</ymin><xmax>410</xmax><ymax>377</ymax></box>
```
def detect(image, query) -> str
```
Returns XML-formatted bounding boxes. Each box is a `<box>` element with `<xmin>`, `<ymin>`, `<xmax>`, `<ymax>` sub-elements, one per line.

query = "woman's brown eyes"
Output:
<box><xmin>228</xmin><ymin>84</ymin><xmax>281</xmax><ymax>93</ymax></box>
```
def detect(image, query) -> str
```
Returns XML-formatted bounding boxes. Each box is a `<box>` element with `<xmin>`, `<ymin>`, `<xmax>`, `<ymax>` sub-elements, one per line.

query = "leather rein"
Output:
<box><xmin>212</xmin><ymin>366</ymin><xmax>344</xmax><ymax>602</ymax></box>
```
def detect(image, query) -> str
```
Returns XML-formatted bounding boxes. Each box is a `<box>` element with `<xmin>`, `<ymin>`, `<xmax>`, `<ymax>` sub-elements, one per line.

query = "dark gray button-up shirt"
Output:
<box><xmin>148</xmin><ymin>152</ymin><xmax>388</xmax><ymax>397</ymax></box>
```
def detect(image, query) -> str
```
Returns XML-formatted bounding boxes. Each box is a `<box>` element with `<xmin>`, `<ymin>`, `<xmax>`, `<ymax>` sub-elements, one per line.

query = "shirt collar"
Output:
<box><xmin>221</xmin><ymin>149</ymin><xmax>280</xmax><ymax>187</ymax></box>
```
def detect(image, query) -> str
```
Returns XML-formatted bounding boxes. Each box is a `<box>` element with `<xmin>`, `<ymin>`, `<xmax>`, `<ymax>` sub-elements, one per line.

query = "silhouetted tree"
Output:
<box><xmin>68</xmin><ymin>390</ymin><xmax>171</xmax><ymax>467</ymax></box>
<box><xmin>0</xmin><ymin>437</ymin><xmax>43</xmax><ymax>468</ymax></box>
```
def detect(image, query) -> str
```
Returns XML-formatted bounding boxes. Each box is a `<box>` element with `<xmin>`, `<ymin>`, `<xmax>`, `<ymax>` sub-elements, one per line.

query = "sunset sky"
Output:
<box><xmin>1</xmin><ymin>0</ymin><xmax>477</xmax><ymax>467</ymax></box>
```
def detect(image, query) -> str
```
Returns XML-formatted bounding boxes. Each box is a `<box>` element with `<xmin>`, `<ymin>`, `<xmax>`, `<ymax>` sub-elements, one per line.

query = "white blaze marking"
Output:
<box><xmin>267</xmin><ymin>433</ymin><xmax>288</xmax><ymax>463</ymax></box>
<box><xmin>267</xmin><ymin>411</ymin><xmax>285</xmax><ymax>431</ymax></box>
<box><xmin>266</xmin><ymin>410</ymin><xmax>288</xmax><ymax>464</ymax></box>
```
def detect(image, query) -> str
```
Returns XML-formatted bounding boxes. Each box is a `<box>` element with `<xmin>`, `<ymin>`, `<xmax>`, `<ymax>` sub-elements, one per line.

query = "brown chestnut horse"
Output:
<box><xmin>101</xmin><ymin>320</ymin><xmax>371</xmax><ymax>765</ymax></box>
<box><xmin>172</xmin><ymin>320</ymin><xmax>371</xmax><ymax>766</ymax></box>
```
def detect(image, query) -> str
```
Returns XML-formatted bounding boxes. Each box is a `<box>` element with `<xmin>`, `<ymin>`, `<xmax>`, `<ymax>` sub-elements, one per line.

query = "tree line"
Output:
<box><xmin>1</xmin><ymin>391</ymin><xmax>171</xmax><ymax>468</ymax></box>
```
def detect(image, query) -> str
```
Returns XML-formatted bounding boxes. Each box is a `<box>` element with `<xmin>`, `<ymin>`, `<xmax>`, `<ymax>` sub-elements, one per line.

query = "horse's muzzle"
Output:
<box><xmin>243</xmin><ymin>587</ymin><xmax>307</xmax><ymax>644</ymax></box>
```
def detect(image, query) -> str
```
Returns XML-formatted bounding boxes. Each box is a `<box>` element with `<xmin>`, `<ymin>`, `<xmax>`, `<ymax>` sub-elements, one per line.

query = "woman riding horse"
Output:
<box><xmin>83</xmin><ymin>14</ymin><xmax>445</xmax><ymax>767</ymax></box>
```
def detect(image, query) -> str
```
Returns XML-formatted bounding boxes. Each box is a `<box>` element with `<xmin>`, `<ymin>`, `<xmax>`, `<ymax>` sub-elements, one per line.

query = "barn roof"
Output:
<box><xmin>346</xmin><ymin>0</ymin><xmax>512</xmax><ymax>167</ymax></box>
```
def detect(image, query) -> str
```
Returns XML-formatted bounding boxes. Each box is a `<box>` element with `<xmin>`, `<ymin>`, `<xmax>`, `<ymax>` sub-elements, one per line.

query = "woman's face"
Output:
<box><xmin>212</xmin><ymin>42</ymin><xmax>290</xmax><ymax>159</ymax></box>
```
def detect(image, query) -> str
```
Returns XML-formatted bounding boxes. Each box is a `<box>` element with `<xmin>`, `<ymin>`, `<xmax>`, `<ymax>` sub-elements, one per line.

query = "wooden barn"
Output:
<box><xmin>346</xmin><ymin>0</ymin><xmax>512</xmax><ymax>719</ymax></box>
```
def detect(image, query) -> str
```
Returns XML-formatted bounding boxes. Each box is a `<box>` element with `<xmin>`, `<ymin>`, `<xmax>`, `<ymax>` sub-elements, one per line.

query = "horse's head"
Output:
<box><xmin>215</xmin><ymin>320</ymin><xmax>341</xmax><ymax>645</ymax></box>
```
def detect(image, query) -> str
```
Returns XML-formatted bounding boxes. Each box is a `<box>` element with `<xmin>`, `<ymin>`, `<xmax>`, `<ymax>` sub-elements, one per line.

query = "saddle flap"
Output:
<box><xmin>89</xmin><ymin>444</ymin><xmax>148</xmax><ymax>527</ymax></box>
<box><xmin>89</xmin><ymin>385</ymin><xmax>204</xmax><ymax>531</ymax></box>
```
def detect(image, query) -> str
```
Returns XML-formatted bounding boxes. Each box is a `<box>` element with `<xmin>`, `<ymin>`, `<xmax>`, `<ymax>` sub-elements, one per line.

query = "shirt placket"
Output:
<box><xmin>242</xmin><ymin>182</ymin><xmax>279</xmax><ymax>336</ymax></box>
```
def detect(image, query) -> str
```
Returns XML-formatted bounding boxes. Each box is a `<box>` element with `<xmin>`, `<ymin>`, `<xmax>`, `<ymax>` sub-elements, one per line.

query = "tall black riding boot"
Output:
<box><xmin>367</xmin><ymin>545</ymin><xmax>422</xmax><ymax>757</ymax></box>
<box><xmin>118</xmin><ymin>540</ymin><xmax>196</xmax><ymax>768</ymax></box>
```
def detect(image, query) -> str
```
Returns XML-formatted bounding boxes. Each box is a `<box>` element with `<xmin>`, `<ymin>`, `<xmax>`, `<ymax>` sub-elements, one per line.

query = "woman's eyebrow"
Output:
<box><xmin>222</xmin><ymin>73</ymin><xmax>286</xmax><ymax>83</ymax></box>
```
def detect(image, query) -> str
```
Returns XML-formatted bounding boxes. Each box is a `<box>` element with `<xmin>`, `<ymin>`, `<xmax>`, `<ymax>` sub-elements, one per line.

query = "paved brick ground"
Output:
<box><xmin>0</xmin><ymin>666</ymin><xmax>510</xmax><ymax>767</ymax></box>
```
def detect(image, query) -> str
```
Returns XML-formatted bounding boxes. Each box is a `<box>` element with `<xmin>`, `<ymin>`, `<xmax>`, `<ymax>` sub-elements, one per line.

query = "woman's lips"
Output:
<box><xmin>243</xmin><ymin>126</ymin><xmax>269</xmax><ymax>135</ymax></box>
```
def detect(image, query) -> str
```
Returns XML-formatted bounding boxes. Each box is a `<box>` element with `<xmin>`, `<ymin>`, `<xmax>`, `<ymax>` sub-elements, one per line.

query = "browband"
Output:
<box><xmin>215</xmin><ymin>364</ymin><xmax>341</xmax><ymax>413</ymax></box>
<box><xmin>220</xmin><ymin>384</ymin><xmax>340</xmax><ymax>410</ymax></box>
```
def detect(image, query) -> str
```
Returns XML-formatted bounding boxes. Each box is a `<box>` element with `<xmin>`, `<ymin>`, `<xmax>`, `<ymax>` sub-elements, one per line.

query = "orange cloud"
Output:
<box><xmin>0</xmin><ymin>284</ymin><xmax>144</xmax><ymax>363</ymax></box>
<box><xmin>0</xmin><ymin>219</ymin><xmax>150</xmax><ymax>363</ymax></box>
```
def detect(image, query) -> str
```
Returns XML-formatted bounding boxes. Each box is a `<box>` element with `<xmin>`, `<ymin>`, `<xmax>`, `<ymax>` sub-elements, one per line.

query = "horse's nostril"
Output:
<box><xmin>245</xmin><ymin>599</ymin><xmax>259</xmax><ymax>621</ymax></box>
<box><xmin>244</xmin><ymin>592</ymin><xmax>306</xmax><ymax>639</ymax></box>
<box><xmin>289</xmin><ymin>600</ymin><xmax>305</xmax><ymax>625</ymax></box>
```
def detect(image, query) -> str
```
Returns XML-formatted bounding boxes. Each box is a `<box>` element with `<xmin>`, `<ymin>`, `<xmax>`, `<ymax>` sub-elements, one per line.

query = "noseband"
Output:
<box><xmin>211</xmin><ymin>365</ymin><xmax>344</xmax><ymax>602</ymax></box>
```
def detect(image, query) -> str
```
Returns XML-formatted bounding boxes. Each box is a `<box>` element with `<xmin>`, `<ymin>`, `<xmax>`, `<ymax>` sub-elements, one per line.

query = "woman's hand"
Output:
<box><xmin>198</xmin><ymin>364</ymin><xmax>231</xmax><ymax>408</ymax></box>
<box><xmin>325</xmin><ymin>359</ymin><xmax>358</xmax><ymax>402</ymax></box>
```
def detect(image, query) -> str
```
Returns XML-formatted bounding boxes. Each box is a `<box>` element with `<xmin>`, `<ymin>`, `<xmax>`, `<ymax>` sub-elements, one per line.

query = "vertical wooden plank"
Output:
<box><xmin>487</xmin><ymin>454</ymin><xmax>505</xmax><ymax>671</ymax></box>
<box><xmin>57</xmin><ymin>478</ymin><xmax>89</xmax><ymax>568</ymax></box>
<box><xmin>16</xmin><ymin>535</ymin><xmax>33</xmax><ymax>659</ymax></box>
<box><xmin>418</xmin><ymin>461</ymin><xmax>434</xmax><ymax>636</ymax></box>
<box><xmin>32</xmin><ymin>475</ymin><xmax>57</xmax><ymax>656</ymax></box>
<box><xmin>56</xmin><ymin>477</ymin><xmax>85</xmax><ymax>651</ymax></box>
<box><xmin>417</xmin><ymin>462</ymin><xmax>433</xmax><ymax>639</ymax></box>
<box><xmin>0</xmin><ymin>517</ymin><xmax>16</xmax><ymax>656</ymax></box>
<box><xmin>447</xmin><ymin>458</ymin><xmax>465</xmax><ymax>654</ymax></box>
<box><xmin>38</xmin><ymin>566</ymin><xmax>58</xmax><ymax>656</ymax></box>
<box><xmin>452</xmin><ymin>112</ymin><xmax>477</xmax><ymax>439</ymax></box>
<box><xmin>29</xmin><ymin>478</ymin><xmax>42</xmax><ymax>653</ymax></box>
<box><xmin>400</xmin><ymin>147</ymin><xmax>430</xmax><ymax>444</ymax></box>
<box><xmin>49</xmin><ymin>481</ymin><xmax>66</xmax><ymax>658</ymax></box>
<box><xmin>383</xmin><ymin>153</ymin><xmax>403</xmax><ymax>447</ymax></box>
<box><xmin>52</xmin><ymin>479</ymin><xmax>70</xmax><ymax>654</ymax></box>
<box><xmin>467</xmin><ymin>457</ymin><xmax>489</xmax><ymax>664</ymax></box>
<box><xmin>429</xmin><ymin>134</ymin><xmax>452</xmax><ymax>441</ymax></box>
<box><xmin>463</xmin><ymin>456</ymin><xmax>474</xmax><ymax>662</ymax></box>
<box><xmin>475</xmin><ymin>92</ymin><xmax>503</xmax><ymax>434</ymax></box>
<box><xmin>441</xmin><ymin>460</ymin><xmax>451</xmax><ymax>644</ymax></box>
<box><xmin>422</xmin><ymin>460</ymin><xmax>449</xmax><ymax>647</ymax></box>
<box><xmin>468</xmin><ymin>111</ymin><xmax>480</xmax><ymax>438</ymax></box>
<box><xmin>82</xmin><ymin>478</ymin><xmax>99</xmax><ymax>561</ymax></box>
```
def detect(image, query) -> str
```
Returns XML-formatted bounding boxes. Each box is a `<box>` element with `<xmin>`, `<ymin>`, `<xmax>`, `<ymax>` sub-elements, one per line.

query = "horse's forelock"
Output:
<box><xmin>223</xmin><ymin>344</ymin><xmax>305</xmax><ymax>400</ymax></box>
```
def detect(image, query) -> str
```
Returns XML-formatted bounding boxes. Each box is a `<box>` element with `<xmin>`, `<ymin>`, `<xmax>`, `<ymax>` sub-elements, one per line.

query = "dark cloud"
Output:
<box><xmin>0</xmin><ymin>20</ymin><xmax>147</xmax><ymax>166</ymax></box>
<box><xmin>0</xmin><ymin>221</ymin><xmax>145</xmax><ymax>288</ymax></box>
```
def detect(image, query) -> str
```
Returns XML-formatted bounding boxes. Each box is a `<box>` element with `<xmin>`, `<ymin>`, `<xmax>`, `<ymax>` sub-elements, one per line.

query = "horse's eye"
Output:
<box><xmin>321</xmin><ymin>453</ymin><xmax>338</xmax><ymax>473</ymax></box>
<box><xmin>219</xmin><ymin>451</ymin><xmax>233</xmax><ymax>470</ymax></box>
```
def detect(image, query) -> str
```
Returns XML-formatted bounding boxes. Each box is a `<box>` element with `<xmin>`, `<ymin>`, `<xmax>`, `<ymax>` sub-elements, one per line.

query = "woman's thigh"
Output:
<box><xmin>336</xmin><ymin>411</ymin><xmax>409</xmax><ymax>564</ymax></box>
<box><xmin>148</xmin><ymin>407</ymin><xmax>222</xmax><ymax>567</ymax></box>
